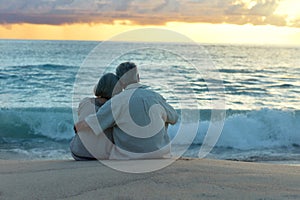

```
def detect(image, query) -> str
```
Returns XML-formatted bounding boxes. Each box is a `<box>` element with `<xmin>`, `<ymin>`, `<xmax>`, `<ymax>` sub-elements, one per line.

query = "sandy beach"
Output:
<box><xmin>0</xmin><ymin>158</ymin><xmax>299</xmax><ymax>200</ymax></box>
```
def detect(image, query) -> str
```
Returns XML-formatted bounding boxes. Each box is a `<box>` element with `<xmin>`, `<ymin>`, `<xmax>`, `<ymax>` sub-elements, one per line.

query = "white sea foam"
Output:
<box><xmin>2</xmin><ymin>108</ymin><xmax>299</xmax><ymax>149</ymax></box>
<box><xmin>169</xmin><ymin>109</ymin><xmax>300</xmax><ymax>150</ymax></box>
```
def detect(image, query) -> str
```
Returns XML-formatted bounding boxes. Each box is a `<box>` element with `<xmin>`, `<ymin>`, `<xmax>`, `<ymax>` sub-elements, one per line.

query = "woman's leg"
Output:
<box><xmin>71</xmin><ymin>152</ymin><xmax>97</xmax><ymax>161</ymax></box>
<box><xmin>70</xmin><ymin>135</ymin><xmax>96</xmax><ymax>161</ymax></box>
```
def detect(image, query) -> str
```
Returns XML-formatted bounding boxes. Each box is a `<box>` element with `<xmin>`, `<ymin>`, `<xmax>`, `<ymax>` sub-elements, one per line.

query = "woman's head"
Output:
<box><xmin>94</xmin><ymin>73</ymin><xmax>121</xmax><ymax>99</ymax></box>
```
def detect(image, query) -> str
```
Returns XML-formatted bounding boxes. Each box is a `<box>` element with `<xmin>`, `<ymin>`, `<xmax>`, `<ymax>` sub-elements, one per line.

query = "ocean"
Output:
<box><xmin>0</xmin><ymin>39</ymin><xmax>299</xmax><ymax>163</ymax></box>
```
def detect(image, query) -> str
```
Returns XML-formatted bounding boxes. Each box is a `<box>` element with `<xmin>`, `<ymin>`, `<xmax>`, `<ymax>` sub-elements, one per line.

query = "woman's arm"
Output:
<box><xmin>74</xmin><ymin>120</ymin><xmax>92</xmax><ymax>133</ymax></box>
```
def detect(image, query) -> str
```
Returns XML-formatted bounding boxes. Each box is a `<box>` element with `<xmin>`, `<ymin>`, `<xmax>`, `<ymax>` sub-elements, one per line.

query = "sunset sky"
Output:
<box><xmin>0</xmin><ymin>0</ymin><xmax>300</xmax><ymax>45</ymax></box>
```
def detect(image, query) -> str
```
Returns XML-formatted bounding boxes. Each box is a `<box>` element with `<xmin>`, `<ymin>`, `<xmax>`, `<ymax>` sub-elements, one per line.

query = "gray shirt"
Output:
<box><xmin>85</xmin><ymin>83</ymin><xmax>178</xmax><ymax>158</ymax></box>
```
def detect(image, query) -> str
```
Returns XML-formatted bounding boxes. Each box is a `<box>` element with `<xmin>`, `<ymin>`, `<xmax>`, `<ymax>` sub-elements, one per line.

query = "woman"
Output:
<box><xmin>70</xmin><ymin>73</ymin><xmax>121</xmax><ymax>160</ymax></box>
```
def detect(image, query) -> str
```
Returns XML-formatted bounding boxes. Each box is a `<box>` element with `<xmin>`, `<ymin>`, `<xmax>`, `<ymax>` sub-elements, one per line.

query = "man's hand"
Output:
<box><xmin>74</xmin><ymin>120</ymin><xmax>92</xmax><ymax>134</ymax></box>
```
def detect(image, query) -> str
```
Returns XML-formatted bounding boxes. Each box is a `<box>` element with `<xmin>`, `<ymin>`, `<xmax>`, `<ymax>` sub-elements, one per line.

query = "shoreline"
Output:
<box><xmin>0</xmin><ymin>158</ymin><xmax>299</xmax><ymax>200</ymax></box>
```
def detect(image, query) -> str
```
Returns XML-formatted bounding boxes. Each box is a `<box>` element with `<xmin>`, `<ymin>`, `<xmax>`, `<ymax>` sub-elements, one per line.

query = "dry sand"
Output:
<box><xmin>0</xmin><ymin>158</ymin><xmax>299</xmax><ymax>200</ymax></box>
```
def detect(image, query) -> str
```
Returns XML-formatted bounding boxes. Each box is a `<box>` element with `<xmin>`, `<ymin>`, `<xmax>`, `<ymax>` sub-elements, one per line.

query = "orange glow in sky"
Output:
<box><xmin>1</xmin><ymin>22</ymin><xmax>299</xmax><ymax>46</ymax></box>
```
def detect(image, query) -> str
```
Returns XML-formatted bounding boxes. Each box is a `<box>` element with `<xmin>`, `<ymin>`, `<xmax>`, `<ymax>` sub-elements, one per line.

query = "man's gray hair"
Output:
<box><xmin>116</xmin><ymin>62</ymin><xmax>137</xmax><ymax>78</ymax></box>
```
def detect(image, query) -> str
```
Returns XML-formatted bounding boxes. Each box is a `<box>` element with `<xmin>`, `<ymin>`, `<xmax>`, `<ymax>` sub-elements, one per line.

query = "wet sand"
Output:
<box><xmin>0</xmin><ymin>158</ymin><xmax>299</xmax><ymax>200</ymax></box>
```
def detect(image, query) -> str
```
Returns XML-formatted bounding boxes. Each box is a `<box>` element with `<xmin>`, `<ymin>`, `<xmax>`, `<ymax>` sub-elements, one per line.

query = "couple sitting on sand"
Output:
<box><xmin>71</xmin><ymin>62</ymin><xmax>178</xmax><ymax>160</ymax></box>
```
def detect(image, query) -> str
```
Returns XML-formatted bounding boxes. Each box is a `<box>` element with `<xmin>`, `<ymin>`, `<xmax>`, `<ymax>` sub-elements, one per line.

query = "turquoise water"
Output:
<box><xmin>0</xmin><ymin>40</ymin><xmax>299</xmax><ymax>162</ymax></box>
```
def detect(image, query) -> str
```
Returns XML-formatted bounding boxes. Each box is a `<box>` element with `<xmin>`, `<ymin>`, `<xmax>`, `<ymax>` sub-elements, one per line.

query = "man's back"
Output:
<box><xmin>111</xmin><ymin>83</ymin><xmax>177</xmax><ymax>154</ymax></box>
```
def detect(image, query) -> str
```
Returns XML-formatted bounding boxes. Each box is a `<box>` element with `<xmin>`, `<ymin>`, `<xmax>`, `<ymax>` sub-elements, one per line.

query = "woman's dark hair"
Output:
<box><xmin>94</xmin><ymin>73</ymin><xmax>120</xmax><ymax>99</ymax></box>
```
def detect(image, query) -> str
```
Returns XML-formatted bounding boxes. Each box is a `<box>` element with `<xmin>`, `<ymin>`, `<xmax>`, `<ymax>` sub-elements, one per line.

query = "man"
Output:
<box><xmin>75</xmin><ymin>62</ymin><xmax>178</xmax><ymax>159</ymax></box>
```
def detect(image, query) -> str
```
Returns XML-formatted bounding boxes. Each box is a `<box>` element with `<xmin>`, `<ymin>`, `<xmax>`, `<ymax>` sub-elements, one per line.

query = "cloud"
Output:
<box><xmin>225</xmin><ymin>0</ymin><xmax>279</xmax><ymax>16</ymax></box>
<box><xmin>0</xmin><ymin>0</ymin><xmax>296</xmax><ymax>27</ymax></box>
